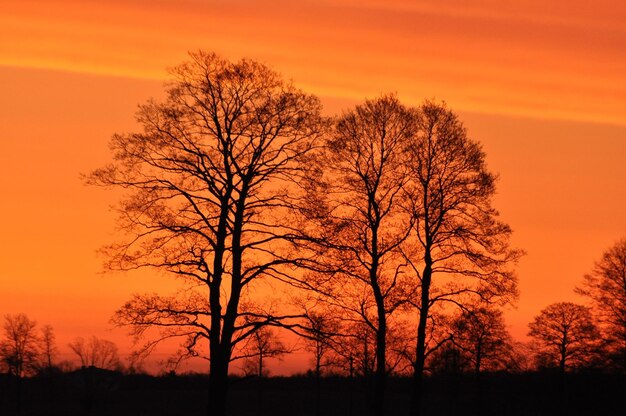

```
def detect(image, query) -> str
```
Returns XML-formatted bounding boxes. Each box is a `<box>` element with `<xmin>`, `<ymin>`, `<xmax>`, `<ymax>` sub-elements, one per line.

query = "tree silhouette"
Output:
<box><xmin>302</xmin><ymin>310</ymin><xmax>338</xmax><ymax>380</ymax></box>
<box><xmin>239</xmin><ymin>326</ymin><xmax>289</xmax><ymax>416</ymax></box>
<box><xmin>404</xmin><ymin>101</ymin><xmax>520</xmax><ymax>416</ymax></box>
<box><xmin>0</xmin><ymin>314</ymin><xmax>40</xmax><ymax>378</ymax></box>
<box><xmin>69</xmin><ymin>336</ymin><xmax>121</xmax><ymax>370</ymax></box>
<box><xmin>87</xmin><ymin>51</ymin><xmax>324</xmax><ymax>416</ymax></box>
<box><xmin>0</xmin><ymin>313</ymin><xmax>40</xmax><ymax>415</ymax></box>
<box><xmin>40</xmin><ymin>324</ymin><xmax>57</xmax><ymax>373</ymax></box>
<box><xmin>301</xmin><ymin>95</ymin><xmax>416</xmax><ymax>416</ymax></box>
<box><xmin>300</xmin><ymin>310</ymin><xmax>341</xmax><ymax>416</ymax></box>
<box><xmin>330</xmin><ymin>321</ymin><xmax>376</xmax><ymax>377</ymax></box>
<box><xmin>428</xmin><ymin>341</ymin><xmax>464</xmax><ymax>375</ymax></box>
<box><xmin>239</xmin><ymin>326</ymin><xmax>289</xmax><ymax>378</ymax></box>
<box><xmin>450</xmin><ymin>305</ymin><xmax>513</xmax><ymax>376</ymax></box>
<box><xmin>577</xmin><ymin>238</ymin><xmax>626</xmax><ymax>371</ymax></box>
<box><xmin>528</xmin><ymin>302</ymin><xmax>600</xmax><ymax>377</ymax></box>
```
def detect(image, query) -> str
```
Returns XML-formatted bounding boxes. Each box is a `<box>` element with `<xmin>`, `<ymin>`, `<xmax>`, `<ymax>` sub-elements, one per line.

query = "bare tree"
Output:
<box><xmin>329</xmin><ymin>321</ymin><xmax>376</xmax><ymax>377</ymax></box>
<box><xmin>0</xmin><ymin>313</ymin><xmax>40</xmax><ymax>377</ymax></box>
<box><xmin>40</xmin><ymin>324</ymin><xmax>57</xmax><ymax>372</ymax></box>
<box><xmin>428</xmin><ymin>341</ymin><xmax>465</xmax><ymax>375</ymax></box>
<box><xmin>450</xmin><ymin>305</ymin><xmax>513</xmax><ymax>376</ymax></box>
<box><xmin>87</xmin><ymin>51</ymin><xmax>324</xmax><ymax>416</ymax></box>
<box><xmin>0</xmin><ymin>314</ymin><xmax>40</xmax><ymax>415</ymax></box>
<box><xmin>528</xmin><ymin>302</ymin><xmax>600</xmax><ymax>377</ymax></box>
<box><xmin>68</xmin><ymin>336</ymin><xmax>121</xmax><ymax>370</ymax></box>
<box><xmin>302</xmin><ymin>95</ymin><xmax>416</xmax><ymax>416</ymax></box>
<box><xmin>576</xmin><ymin>238</ymin><xmax>626</xmax><ymax>371</ymax></box>
<box><xmin>300</xmin><ymin>309</ymin><xmax>341</xmax><ymax>416</ymax></box>
<box><xmin>404</xmin><ymin>101</ymin><xmax>520</xmax><ymax>416</ymax></box>
<box><xmin>239</xmin><ymin>326</ymin><xmax>289</xmax><ymax>378</ymax></box>
<box><xmin>238</xmin><ymin>326</ymin><xmax>289</xmax><ymax>416</ymax></box>
<box><xmin>302</xmin><ymin>310</ymin><xmax>339</xmax><ymax>379</ymax></box>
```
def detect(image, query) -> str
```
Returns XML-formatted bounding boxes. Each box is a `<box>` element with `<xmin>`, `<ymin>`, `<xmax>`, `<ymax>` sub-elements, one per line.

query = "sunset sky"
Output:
<box><xmin>1</xmin><ymin>0</ymin><xmax>625</xmax><ymax>374</ymax></box>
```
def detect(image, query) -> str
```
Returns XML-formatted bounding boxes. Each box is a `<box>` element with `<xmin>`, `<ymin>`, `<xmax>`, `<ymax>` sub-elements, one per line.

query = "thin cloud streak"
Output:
<box><xmin>1</xmin><ymin>0</ymin><xmax>624</xmax><ymax>124</ymax></box>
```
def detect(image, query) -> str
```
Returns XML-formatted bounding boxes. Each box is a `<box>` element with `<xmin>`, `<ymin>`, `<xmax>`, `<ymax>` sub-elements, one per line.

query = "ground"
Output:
<box><xmin>0</xmin><ymin>370</ymin><xmax>623</xmax><ymax>415</ymax></box>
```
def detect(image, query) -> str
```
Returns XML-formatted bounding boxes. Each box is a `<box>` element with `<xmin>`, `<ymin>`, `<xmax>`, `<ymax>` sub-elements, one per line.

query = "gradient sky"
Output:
<box><xmin>1</xmin><ymin>0</ymin><xmax>625</xmax><ymax>374</ymax></box>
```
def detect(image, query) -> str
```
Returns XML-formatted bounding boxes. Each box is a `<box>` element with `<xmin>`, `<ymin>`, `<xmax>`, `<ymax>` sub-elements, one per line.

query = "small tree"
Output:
<box><xmin>577</xmin><ymin>238</ymin><xmax>626</xmax><ymax>371</ymax></box>
<box><xmin>40</xmin><ymin>324</ymin><xmax>57</xmax><ymax>372</ymax></box>
<box><xmin>0</xmin><ymin>314</ymin><xmax>40</xmax><ymax>415</ymax></box>
<box><xmin>69</xmin><ymin>336</ymin><xmax>121</xmax><ymax>370</ymax></box>
<box><xmin>450</xmin><ymin>305</ymin><xmax>513</xmax><ymax>376</ymax></box>
<box><xmin>299</xmin><ymin>309</ymin><xmax>344</xmax><ymax>416</ymax></box>
<box><xmin>238</xmin><ymin>326</ymin><xmax>289</xmax><ymax>416</ymax></box>
<box><xmin>428</xmin><ymin>341</ymin><xmax>465</xmax><ymax>375</ymax></box>
<box><xmin>528</xmin><ymin>302</ymin><xmax>600</xmax><ymax>376</ymax></box>
<box><xmin>0</xmin><ymin>313</ymin><xmax>40</xmax><ymax>377</ymax></box>
<box><xmin>239</xmin><ymin>326</ymin><xmax>288</xmax><ymax>378</ymax></box>
<box><xmin>303</xmin><ymin>310</ymin><xmax>339</xmax><ymax>379</ymax></box>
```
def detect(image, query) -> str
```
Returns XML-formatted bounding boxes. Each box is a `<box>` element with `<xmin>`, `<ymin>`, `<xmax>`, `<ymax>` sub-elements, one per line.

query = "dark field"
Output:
<box><xmin>1</xmin><ymin>370</ymin><xmax>624</xmax><ymax>415</ymax></box>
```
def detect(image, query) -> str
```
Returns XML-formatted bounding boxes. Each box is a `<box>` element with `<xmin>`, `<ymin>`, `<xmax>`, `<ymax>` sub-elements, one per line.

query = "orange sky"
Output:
<box><xmin>1</xmin><ymin>0</ymin><xmax>625</xmax><ymax>374</ymax></box>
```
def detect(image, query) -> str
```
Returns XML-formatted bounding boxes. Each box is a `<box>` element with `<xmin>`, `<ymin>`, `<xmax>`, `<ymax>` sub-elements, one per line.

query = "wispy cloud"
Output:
<box><xmin>1</xmin><ymin>0</ymin><xmax>625</xmax><ymax>124</ymax></box>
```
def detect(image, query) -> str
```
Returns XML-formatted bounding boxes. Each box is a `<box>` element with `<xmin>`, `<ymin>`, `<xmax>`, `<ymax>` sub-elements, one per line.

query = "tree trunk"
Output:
<box><xmin>559</xmin><ymin>345</ymin><xmax>566</xmax><ymax>380</ymax></box>
<box><xmin>315</xmin><ymin>348</ymin><xmax>321</xmax><ymax>416</ymax></box>
<box><xmin>411</xmin><ymin>319</ymin><xmax>427</xmax><ymax>416</ymax></box>
<box><xmin>208</xmin><ymin>357</ymin><xmax>229</xmax><ymax>416</ymax></box>
<box><xmin>475</xmin><ymin>341</ymin><xmax>482</xmax><ymax>377</ymax></box>
<box><xmin>411</xmin><ymin>259</ymin><xmax>432</xmax><ymax>416</ymax></box>
<box><xmin>363</xmin><ymin>332</ymin><xmax>370</xmax><ymax>377</ymax></box>
<box><xmin>372</xmin><ymin>308</ymin><xmax>387</xmax><ymax>416</ymax></box>
<box><xmin>208</xmin><ymin>279</ymin><xmax>227</xmax><ymax>416</ymax></box>
<box><xmin>348</xmin><ymin>354</ymin><xmax>354</xmax><ymax>416</ymax></box>
<box><xmin>474</xmin><ymin>342</ymin><xmax>483</xmax><ymax>416</ymax></box>
<box><xmin>369</xmin><ymin>230</ymin><xmax>387</xmax><ymax>416</ymax></box>
<box><xmin>258</xmin><ymin>351</ymin><xmax>264</xmax><ymax>416</ymax></box>
<box><xmin>206</xmin><ymin>191</ymin><xmax>245</xmax><ymax>416</ymax></box>
<box><xmin>16</xmin><ymin>374</ymin><xmax>22</xmax><ymax>416</ymax></box>
<box><xmin>208</xmin><ymin>198</ymin><xmax>229</xmax><ymax>416</ymax></box>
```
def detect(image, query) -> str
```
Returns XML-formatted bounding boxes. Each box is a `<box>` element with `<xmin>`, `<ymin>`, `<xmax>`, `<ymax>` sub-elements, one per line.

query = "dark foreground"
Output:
<box><xmin>1</xmin><ymin>370</ymin><xmax>624</xmax><ymax>415</ymax></box>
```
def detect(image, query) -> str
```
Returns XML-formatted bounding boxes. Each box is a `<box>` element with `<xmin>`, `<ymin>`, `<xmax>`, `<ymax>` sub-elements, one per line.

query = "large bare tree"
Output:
<box><xmin>87</xmin><ymin>51</ymin><xmax>324</xmax><ymax>416</ymax></box>
<box><xmin>301</xmin><ymin>95</ymin><xmax>416</xmax><ymax>416</ymax></box>
<box><xmin>405</xmin><ymin>101</ymin><xmax>520</xmax><ymax>416</ymax></box>
<box><xmin>577</xmin><ymin>238</ymin><xmax>626</xmax><ymax>371</ymax></box>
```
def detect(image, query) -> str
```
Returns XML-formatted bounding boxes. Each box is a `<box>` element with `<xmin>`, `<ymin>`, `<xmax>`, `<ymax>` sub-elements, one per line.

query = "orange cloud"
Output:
<box><xmin>1</xmin><ymin>0</ymin><xmax>624</xmax><ymax>124</ymax></box>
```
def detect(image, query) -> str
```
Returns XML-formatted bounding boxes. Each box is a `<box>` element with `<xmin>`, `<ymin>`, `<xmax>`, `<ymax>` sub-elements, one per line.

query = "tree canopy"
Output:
<box><xmin>577</xmin><ymin>238</ymin><xmax>626</xmax><ymax>371</ymax></box>
<box><xmin>87</xmin><ymin>51</ymin><xmax>325</xmax><ymax>416</ymax></box>
<box><xmin>528</xmin><ymin>302</ymin><xmax>600</xmax><ymax>374</ymax></box>
<box><xmin>88</xmin><ymin>52</ymin><xmax>520</xmax><ymax>416</ymax></box>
